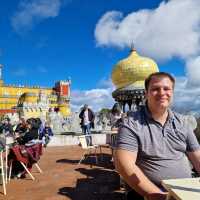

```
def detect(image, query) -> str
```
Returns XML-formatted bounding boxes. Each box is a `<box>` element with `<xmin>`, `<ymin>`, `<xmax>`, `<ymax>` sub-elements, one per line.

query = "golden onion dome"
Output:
<box><xmin>112</xmin><ymin>49</ymin><xmax>159</xmax><ymax>89</ymax></box>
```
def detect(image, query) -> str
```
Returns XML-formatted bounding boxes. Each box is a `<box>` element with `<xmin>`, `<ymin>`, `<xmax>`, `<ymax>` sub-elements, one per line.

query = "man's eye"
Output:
<box><xmin>164</xmin><ymin>87</ymin><xmax>172</xmax><ymax>91</ymax></box>
<box><xmin>151</xmin><ymin>88</ymin><xmax>158</xmax><ymax>91</ymax></box>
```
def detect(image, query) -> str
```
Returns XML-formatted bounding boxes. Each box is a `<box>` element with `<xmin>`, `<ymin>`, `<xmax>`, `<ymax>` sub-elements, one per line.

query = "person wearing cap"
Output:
<box><xmin>115</xmin><ymin>72</ymin><xmax>200</xmax><ymax>200</ymax></box>
<box><xmin>79</xmin><ymin>104</ymin><xmax>95</xmax><ymax>135</ymax></box>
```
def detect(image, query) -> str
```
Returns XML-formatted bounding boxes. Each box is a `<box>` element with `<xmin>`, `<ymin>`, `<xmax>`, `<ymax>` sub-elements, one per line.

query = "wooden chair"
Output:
<box><xmin>78</xmin><ymin>135</ymin><xmax>99</xmax><ymax>165</ymax></box>
<box><xmin>0</xmin><ymin>150</ymin><xmax>6</xmax><ymax>195</ymax></box>
<box><xmin>5</xmin><ymin>136</ymin><xmax>15</xmax><ymax>183</ymax></box>
<box><xmin>7</xmin><ymin>161</ymin><xmax>42</xmax><ymax>182</ymax></box>
<box><xmin>8</xmin><ymin>143</ymin><xmax>43</xmax><ymax>181</ymax></box>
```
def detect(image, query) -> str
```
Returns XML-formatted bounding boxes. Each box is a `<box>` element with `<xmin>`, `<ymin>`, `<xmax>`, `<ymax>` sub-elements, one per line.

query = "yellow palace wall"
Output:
<box><xmin>0</xmin><ymin>85</ymin><xmax>70</xmax><ymax>116</ymax></box>
<box><xmin>0</xmin><ymin>85</ymin><xmax>51</xmax><ymax>108</ymax></box>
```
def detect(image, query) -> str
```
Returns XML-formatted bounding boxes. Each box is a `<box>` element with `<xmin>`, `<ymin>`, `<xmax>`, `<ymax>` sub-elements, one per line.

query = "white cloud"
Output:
<box><xmin>95</xmin><ymin>0</ymin><xmax>200</xmax><ymax>115</ymax></box>
<box><xmin>95</xmin><ymin>0</ymin><xmax>200</xmax><ymax>61</ymax></box>
<box><xmin>173</xmin><ymin>76</ymin><xmax>200</xmax><ymax>115</ymax></box>
<box><xmin>70</xmin><ymin>75</ymin><xmax>200</xmax><ymax>115</ymax></box>
<box><xmin>97</xmin><ymin>77</ymin><xmax>115</xmax><ymax>89</ymax></box>
<box><xmin>11</xmin><ymin>0</ymin><xmax>62</xmax><ymax>34</ymax></box>
<box><xmin>71</xmin><ymin>87</ymin><xmax>115</xmax><ymax>112</ymax></box>
<box><xmin>186</xmin><ymin>56</ymin><xmax>200</xmax><ymax>87</ymax></box>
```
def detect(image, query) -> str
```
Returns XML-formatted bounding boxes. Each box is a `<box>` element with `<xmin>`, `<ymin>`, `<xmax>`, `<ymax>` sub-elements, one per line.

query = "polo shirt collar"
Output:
<box><xmin>144</xmin><ymin>104</ymin><xmax>175</xmax><ymax>122</ymax></box>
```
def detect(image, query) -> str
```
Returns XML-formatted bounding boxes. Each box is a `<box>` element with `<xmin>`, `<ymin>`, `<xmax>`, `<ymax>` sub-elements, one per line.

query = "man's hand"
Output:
<box><xmin>145</xmin><ymin>192</ymin><xmax>168</xmax><ymax>200</ymax></box>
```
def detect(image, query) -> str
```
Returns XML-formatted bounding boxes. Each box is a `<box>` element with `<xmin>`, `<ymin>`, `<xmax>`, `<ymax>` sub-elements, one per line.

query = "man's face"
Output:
<box><xmin>145</xmin><ymin>76</ymin><xmax>174</xmax><ymax>111</ymax></box>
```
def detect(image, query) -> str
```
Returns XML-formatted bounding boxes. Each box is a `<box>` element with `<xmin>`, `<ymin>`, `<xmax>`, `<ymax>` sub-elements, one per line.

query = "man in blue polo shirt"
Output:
<box><xmin>115</xmin><ymin>72</ymin><xmax>200</xmax><ymax>200</ymax></box>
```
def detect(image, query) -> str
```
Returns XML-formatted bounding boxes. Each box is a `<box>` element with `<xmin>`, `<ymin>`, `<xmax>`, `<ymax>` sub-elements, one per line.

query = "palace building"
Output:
<box><xmin>0</xmin><ymin>64</ymin><xmax>71</xmax><ymax>119</ymax></box>
<box><xmin>111</xmin><ymin>48</ymin><xmax>159</xmax><ymax>112</ymax></box>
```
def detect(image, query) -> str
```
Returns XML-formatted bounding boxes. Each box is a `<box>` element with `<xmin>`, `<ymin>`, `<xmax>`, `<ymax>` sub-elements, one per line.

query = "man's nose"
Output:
<box><xmin>158</xmin><ymin>88</ymin><xmax>165</xmax><ymax>95</ymax></box>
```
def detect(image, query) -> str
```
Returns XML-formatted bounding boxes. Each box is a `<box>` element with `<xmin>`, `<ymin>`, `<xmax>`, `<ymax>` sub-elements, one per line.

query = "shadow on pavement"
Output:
<box><xmin>56</xmin><ymin>153</ymin><xmax>114</xmax><ymax>169</ymax></box>
<box><xmin>58</xmin><ymin>167</ymin><xmax>125</xmax><ymax>200</ymax></box>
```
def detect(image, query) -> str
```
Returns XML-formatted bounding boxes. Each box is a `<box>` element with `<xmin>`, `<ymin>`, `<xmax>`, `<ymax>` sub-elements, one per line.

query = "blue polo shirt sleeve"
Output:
<box><xmin>186</xmin><ymin>125</ymin><xmax>200</xmax><ymax>152</ymax></box>
<box><xmin>116</xmin><ymin>118</ymin><xmax>139</xmax><ymax>152</ymax></box>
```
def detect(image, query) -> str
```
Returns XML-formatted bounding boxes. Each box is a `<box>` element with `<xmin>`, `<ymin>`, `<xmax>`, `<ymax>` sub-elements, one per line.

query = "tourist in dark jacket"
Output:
<box><xmin>79</xmin><ymin>104</ymin><xmax>95</xmax><ymax>135</ymax></box>
<box><xmin>15</xmin><ymin>118</ymin><xmax>27</xmax><ymax>137</ymax></box>
<box><xmin>17</xmin><ymin>118</ymin><xmax>38</xmax><ymax>145</ymax></box>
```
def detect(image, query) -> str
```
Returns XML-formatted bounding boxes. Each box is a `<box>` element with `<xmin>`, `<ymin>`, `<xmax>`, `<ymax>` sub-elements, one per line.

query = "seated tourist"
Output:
<box><xmin>1</xmin><ymin>118</ymin><xmax>14</xmax><ymax>137</ymax></box>
<box><xmin>16</xmin><ymin>118</ymin><xmax>39</xmax><ymax>145</ymax></box>
<box><xmin>15</xmin><ymin>117</ymin><xmax>27</xmax><ymax>138</ymax></box>
<box><xmin>9</xmin><ymin>118</ymin><xmax>42</xmax><ymax>178</ymax></box>
<box><xmin>39</xmin><ymin>121</ymin><xmax>54</xmax><ymax>147</ymax></box>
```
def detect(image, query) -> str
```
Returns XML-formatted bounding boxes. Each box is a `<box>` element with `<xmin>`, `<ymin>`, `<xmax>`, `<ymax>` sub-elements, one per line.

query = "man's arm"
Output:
<box><xmin>184</xmin><ymin>123</ymin><xmax>200</xmax><ymax>175</ymax></box>
<box><xmin>187</xmin><ymin>150</ymin><xmax>200</xmax><ymax>175</ymax></box>
<box><xmin>79</xmin><ymin>110</ymin><xmax>83</xmax><ymax>119</ymax></box>
<box><xmin>114</xmin><ymin>149</ymin><xmax>167</xmax><ymax>200</ymax></box>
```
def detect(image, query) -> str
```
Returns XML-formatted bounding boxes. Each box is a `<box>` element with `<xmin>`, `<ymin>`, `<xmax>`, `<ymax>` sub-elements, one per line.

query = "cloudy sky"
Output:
<box><xmin>0</xmin><ymin>0</ymin><xmax>200</xmax><ymax>114</ymax></box>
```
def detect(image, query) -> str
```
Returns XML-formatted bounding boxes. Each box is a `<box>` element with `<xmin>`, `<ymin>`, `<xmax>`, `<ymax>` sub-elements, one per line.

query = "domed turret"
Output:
<box><xmin>111</xmin><ymin>49</ymin><xmax>159</xmax><ymax>112</ymax></box>
<box><xmin>24</xmin><ymin>92</ymin><xmax>38</xmax><ymax>103</ymax></box>
<box><xmin>112</xmin><ymin>49</ymin><xmax>159</xmax><ymax>89</ymax></box>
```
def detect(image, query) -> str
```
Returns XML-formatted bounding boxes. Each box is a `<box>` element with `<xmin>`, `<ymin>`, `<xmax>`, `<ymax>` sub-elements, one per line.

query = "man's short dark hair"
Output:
<box><xmin>145</xmin><ymin>72</ymin><xmax>175</xmax><ymax>90</ymax></box>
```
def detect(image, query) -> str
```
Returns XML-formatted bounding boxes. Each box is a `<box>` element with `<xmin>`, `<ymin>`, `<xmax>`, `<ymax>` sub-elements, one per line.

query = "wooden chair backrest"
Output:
<box><xmin>78</xmin><ymin>136</ymin><xmax>88</xmax><ymax>149</ymax></box>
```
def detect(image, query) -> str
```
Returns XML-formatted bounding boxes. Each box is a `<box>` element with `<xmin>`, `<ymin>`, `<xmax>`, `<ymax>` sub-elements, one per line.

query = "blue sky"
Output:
<box><xmin>1</xmin><ymin>0</ymin><xmax>200</xmax><ymax>113</ymax></box>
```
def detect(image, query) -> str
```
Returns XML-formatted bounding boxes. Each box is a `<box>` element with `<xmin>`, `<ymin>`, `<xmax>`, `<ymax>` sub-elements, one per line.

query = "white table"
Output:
<box><xmin>162</xmin><ymin>178</ymin><xmax>200</xmax><ymax>200</ymax></box>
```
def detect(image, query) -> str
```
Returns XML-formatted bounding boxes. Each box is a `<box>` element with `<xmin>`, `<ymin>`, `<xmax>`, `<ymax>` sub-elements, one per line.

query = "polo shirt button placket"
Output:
<box><xmin>162</xmin><ymin>127</ymin><xmax>167</xmax><ymax>137</ymax></box>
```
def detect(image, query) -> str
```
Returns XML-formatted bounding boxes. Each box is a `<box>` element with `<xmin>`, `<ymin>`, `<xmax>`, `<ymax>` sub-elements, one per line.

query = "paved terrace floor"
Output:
<box><xmin>1</xmin><ymin>146</ymin><xmax>125</xmax><ymax>200</ymax></box>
